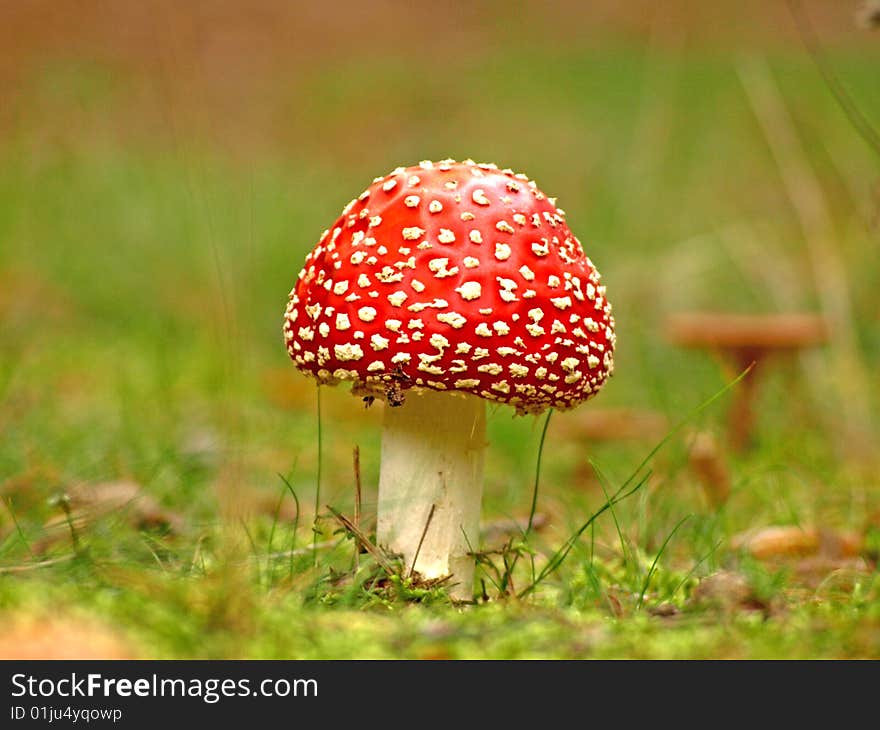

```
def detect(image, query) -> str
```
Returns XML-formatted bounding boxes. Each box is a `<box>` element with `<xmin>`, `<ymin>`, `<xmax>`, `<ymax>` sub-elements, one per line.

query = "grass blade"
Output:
<box><xmin>592</xmin><ymin>461</ymin><xmax>631</xmax><ymax>570</ymax></box>
<box><xmin>636</xmin><ymin>515</ymin><xmax>690</xmax><ymax>609</ymax></box>
<box><xmin>277</xmin><ymin>468</ymin><xmax>301</xmax><ymax>580</ymax></box>
<box><xmin>502</xmin><ymin>409</ymin><xmax>553</xmax><ymax>590</ymax></box>
<box><xmin>527</xmin><ymin>409</ymin><xmax>553</xmax><ymax>536</ymax></box>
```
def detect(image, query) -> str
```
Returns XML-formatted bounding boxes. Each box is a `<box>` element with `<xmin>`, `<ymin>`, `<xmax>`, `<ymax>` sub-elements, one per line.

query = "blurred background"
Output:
<box><xmin>0</xmin><ymin>1</ymin><xmax>878</xmax><ymax>658</ymax></box>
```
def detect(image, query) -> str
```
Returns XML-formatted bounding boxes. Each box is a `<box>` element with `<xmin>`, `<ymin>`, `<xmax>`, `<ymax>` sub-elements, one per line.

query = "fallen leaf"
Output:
<box><xmin>33</xmin><ymin>481</ymin><xmax>183</xmax><ymax>553</ymax></box>
<box><xmin>647</xmin><ymin>602</ymin><xmax>679</xmax><ymax>618</ymax></box>
<box><xmin>69</xmin><ymin>481</ymin><xmax>184</xmax><ymax>533</ymax></box>
<box><xmin>732</xmin><ymin>525</ymin><xmax>863</xmax><ymax>560</ymax></box>
<box><xmin>796</xmin><ymin>557</ymin><xmax>871</xmax><ymax>590</ymax></box>
<box><xmin>691</xmin><ymin>570</ymin><xmax>752</xmax><ymax>608</ymax></box>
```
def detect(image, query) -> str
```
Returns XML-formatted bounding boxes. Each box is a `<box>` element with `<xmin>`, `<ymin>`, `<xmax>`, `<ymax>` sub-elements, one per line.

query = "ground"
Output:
<box><xmin>0</xmin><ymin>1</ymin><xmax>878</xmax><ymax>659</ymax></box>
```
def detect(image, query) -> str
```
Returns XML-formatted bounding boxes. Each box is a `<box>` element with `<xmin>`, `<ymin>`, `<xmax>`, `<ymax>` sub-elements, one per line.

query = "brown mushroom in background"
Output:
<box><xmin>732</xmin><ymin>525</ymin><xmax>864</xmax><ymax>560</ymax></box>
<box><xmin>666</xmin><ymin>312</ymin><xmax>828</xmax><ymax>451</ymax></box>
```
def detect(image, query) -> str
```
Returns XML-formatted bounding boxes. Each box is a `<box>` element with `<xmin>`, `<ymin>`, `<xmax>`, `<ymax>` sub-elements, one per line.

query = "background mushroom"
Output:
<box><xmin>284</xmin><ymin>159</ymin><xmax>615</xmax><ymax>600</ymax></box>
<box><xmin>667</xmin><ymin>312</ymin><xmax>828</xmax><ymax>451</ymax></box>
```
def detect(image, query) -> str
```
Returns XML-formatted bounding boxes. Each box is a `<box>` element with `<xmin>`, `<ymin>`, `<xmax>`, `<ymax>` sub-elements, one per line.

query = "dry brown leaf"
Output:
<box><xmin>647</xmin><ymin>602</ymin><xmax>679</xmax><ymax>617</ymax></box>
<box><xmin>795</xmin><ymin>556</ymin><xmax>871</xmax><ymax>590</ymax></box>
<box><xmin>732</xmin><ymin>525</ymin><xmax>863</xmax><ymax>560</ymax></box>
<box><xmin>691</xmin><ymin>570</ymin><xmax>752</xmax><ymax>608</ymax></box>
<box><xmin>69</xmin><ymin>481</ymin><xmax>184</xmax><ymax>533</ymax></box>
<box><xmin>32</xmin><ymin>481</ymin><xmax>183</xmax><ymax>553</ymax></box>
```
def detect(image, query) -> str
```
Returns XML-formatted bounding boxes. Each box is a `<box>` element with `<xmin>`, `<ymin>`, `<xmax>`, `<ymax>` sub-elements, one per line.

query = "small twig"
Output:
<box><xmin>327</xmin><ymin>505</ymin><xmax>395</xmax><ymax>575</ymax></box>
<box><xmin>0</xmin><ymin>555</ymin><xmax>76</xmax><ymax>574</ymax></box>
<box><xmin>409</xmin><ymin>503</ymin><xmax>436</xmax><ymax>579</ymax></box>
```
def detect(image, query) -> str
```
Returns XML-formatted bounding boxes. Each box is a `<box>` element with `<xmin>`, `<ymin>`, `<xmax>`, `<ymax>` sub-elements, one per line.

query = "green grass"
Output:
<box><xmin>1</xmin><ymin>39</ymin><xmax>879</xmax><ymax>659</ymax></box>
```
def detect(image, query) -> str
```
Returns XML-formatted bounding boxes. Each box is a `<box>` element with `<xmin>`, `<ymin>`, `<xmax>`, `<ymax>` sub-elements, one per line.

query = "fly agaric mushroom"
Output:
<box><xmin>283</xmin><ymin>159</ymin><xmax>615</xmax><ymax>599</ymax></box>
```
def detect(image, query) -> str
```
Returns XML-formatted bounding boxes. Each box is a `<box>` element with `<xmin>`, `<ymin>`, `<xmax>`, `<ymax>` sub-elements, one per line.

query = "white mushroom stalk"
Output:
<box><xmin>376</xmin><ymin>390</ymin><xmax>485</xmax><ymax>600</ymax></box>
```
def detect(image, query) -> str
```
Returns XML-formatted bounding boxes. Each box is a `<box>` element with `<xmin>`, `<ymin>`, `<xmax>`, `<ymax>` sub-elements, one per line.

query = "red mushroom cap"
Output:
<box><xmin>283</xmin><ymin>159</ymin><xmax>615</xmax><ymax>414</ymax></box>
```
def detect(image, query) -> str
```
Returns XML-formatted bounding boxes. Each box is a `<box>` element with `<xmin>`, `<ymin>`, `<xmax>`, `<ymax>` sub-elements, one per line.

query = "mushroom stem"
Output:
<box><xmin>728</xmin><ymin>350</ymin><xmax>762</xmax><ymax>452</ymax></box>
<box><xmin>377</xmin><ymin>389</ymin><xmax>486</xmax><ymax>601</ymax></box>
